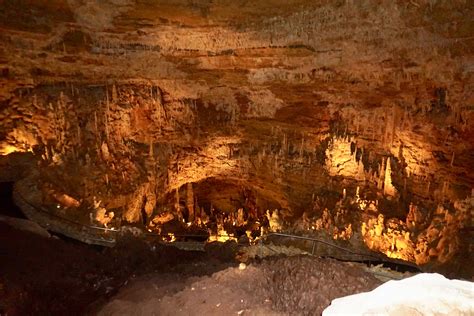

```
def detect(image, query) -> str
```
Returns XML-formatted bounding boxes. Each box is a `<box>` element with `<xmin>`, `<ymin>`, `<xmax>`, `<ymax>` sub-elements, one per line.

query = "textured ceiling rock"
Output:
<box><xmin>0</xmin><ymin>0</ymin><xmax>473</xmax><ymax>272</ymax></box>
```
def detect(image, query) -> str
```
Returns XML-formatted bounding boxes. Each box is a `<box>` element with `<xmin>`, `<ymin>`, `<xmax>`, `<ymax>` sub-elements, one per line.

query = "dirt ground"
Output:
<box><xmin>98</xmin><ymin>256</ymin><xmax>381</xmax><ymax>316</ymax></box>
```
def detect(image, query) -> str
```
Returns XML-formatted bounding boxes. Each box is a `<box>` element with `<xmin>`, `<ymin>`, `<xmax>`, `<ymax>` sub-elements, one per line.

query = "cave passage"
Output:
<box><xmin>0</xmin><ymin>182</ymin><xmax>25</xmax><ymax>219</ymax></box>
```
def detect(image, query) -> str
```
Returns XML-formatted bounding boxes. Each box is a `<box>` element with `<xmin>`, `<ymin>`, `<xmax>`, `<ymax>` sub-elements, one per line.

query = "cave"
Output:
<box><xmin>1</xmin><ymin>0</ymin><xmax>473</xmax><ymax>314</ymax></box>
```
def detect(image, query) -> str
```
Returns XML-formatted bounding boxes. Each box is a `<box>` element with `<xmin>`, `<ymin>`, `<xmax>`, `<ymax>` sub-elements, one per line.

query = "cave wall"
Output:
<box><xmin>0</xmin><ymin>0</ymin><xmax>473</xmax><ymax>267</ymax></box>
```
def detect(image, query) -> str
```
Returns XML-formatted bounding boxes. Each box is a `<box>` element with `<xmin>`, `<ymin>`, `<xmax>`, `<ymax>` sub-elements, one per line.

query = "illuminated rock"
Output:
<box><xmin>383</xmin><ymin>157</ymin><xmax>397</xmax><ymax>197</ymax></box>
<box><xmin>323</xmin><ymin>273</ymin><xmax>474</xmax><ymax>316</ymax></box>
<box><xmin>325</xmin><ymin>137</ymin><xmax>366</xmax><ymax>181</ymax></box>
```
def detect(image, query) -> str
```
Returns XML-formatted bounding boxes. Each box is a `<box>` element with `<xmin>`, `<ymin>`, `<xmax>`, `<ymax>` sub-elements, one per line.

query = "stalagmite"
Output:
<box><xmin>384</xmin><ymin>157</ymin><xmax>397</xmax><ymax>197</ymax></box>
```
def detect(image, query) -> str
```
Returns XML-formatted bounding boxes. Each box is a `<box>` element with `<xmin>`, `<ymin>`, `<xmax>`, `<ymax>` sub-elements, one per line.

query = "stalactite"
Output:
<box><xmin>94</xmin><ymin>111</ymin><xmax>98</xmax><ymax>135</ymax></box>
<box><xmin>300</xmin><ymin>134</ymin><xmax>304</xmax><ymax>157</ymax></box>
<box><xmin>105</xmin><ymin>88</ymin><xmax>110</xmax><ymax>142</ymax></box>
<box><xmin>441</xmin><ymin>181</ymin><xmax>449</xmax><ymax>201</ymax></box>
<box><xmin>101</xmin><ymin>142</ymin><xmax>110</xmax><ymax>161</ymax></box>
<box><xmin>112</xmin><ymin>84</ymin><xmax>118</xmax><ymax>102</ymax></box>
<box><xmin>186</xmin><ymin>182</ymin><xmax>195</xmax><ymax>223</ymax></box>
<box><xmin>149</xmin><ymin>137</ymin><xmax>153</xmax><ymax>157</ymax></box>
<box><xmin>390</xmin><ymin>107</ymin><xmax>396</xmax><ymax>147</ymax></box>
<box><xmin>175</xmin><ymin>188</ymin><xmax>181</xmax><ymax>221</ymax></box>
<box><xmin>76</xmin><ymin>125</ymin><xmax>81</xmax><ymax>147</ymax></box>
<box><xmin>377</xmin><ymin>158</ymin><xmax>385</xmax><ymax>190</ymax></box>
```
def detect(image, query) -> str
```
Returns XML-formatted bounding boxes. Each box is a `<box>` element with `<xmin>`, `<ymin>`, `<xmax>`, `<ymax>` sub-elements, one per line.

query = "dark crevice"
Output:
<box><xmin>0</xmin><ymin>182</ymin><xmax>25</xmax><ymax>219</ymax></box>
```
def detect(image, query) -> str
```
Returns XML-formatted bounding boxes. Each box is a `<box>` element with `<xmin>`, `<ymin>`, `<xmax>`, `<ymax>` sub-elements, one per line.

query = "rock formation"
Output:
<box><xmin>0</xmin><ymin>0</ymin><xmax>472</xmax><ymax>274</ymax></box>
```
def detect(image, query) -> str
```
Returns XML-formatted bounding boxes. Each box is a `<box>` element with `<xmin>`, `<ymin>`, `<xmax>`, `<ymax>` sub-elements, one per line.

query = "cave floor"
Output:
<box><xmin>0</xmin><ymin>222</ymin><xmax>230</xmax><ymax>315</ymax></box>
<box><xmin>98</xmin><ymin>256</ymin><xmax>382</xmax><ymax>316</ymax></box>
<box><xmin>0</xmin><ymin>221</ymin><xmax>383</xmax><ymax>315</ymax></box>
